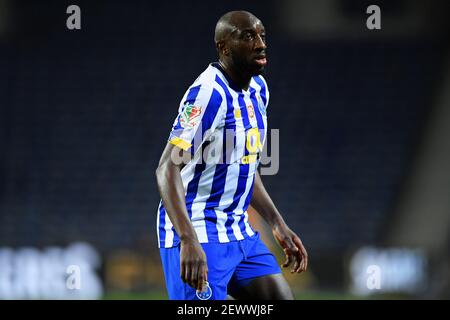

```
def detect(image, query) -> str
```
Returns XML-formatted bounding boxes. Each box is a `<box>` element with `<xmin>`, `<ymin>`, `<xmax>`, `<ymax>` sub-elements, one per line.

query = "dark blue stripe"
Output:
<box><xmin>215</xmin><ymin>75</ymin><xmax>236</xmax><ymax>164</ymax></box>
<box><xmin>224</xmin><ymin>214</ymin><xmax>236</xmax><ymax>241</ymax></box>
<box><xmin>253</xmin><ymin>76</ymin><xmax>267</xmax><ymax>106</ymax></box>
<box><xmin>185</xmin><ymin>85</ymin><xmax>202</xmax><ymax>104</ymax></box>
<box><xmin>190</xmin><ymin>88</ymin><xmax>223</xmax><ymax>156</ymax></box>
<box><xmin>237</xmin><ymin>215</ymin><xmax>247</xmax><ymax>238</ymax></box>
<box><xmin>203</xmin><ymin>164</ymin><xmax>229</xmax><ymax>241</ymax></box>
<box><xmin>185</xmin><ymin>162</ymin><xmax>207</xmax><ymax>217</ymax></box>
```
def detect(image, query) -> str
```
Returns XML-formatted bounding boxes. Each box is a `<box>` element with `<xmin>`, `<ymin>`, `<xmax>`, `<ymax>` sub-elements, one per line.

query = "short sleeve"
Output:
<box><xmin>254</xmin><ymin>75</ymin><xmax>269</xmax><ymax>108</ymax></box>
<box><xmin>168</xmin><ymin>84</ymin><xmax>224</xmax><ymax>154</ymax></box>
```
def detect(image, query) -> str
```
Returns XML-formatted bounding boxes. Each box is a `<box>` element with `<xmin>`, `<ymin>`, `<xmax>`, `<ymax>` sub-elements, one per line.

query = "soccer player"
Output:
<box><xmin>155</xmin><ymin>10</ymin><xmax>308</xmax><ymax>300</ymax></box>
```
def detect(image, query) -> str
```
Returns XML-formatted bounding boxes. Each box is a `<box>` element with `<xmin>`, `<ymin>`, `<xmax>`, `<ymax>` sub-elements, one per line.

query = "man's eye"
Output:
<box><xmin>245</xmin><ymin>33</ymin><xmax>254</xmax><ymax>40</ymax></box>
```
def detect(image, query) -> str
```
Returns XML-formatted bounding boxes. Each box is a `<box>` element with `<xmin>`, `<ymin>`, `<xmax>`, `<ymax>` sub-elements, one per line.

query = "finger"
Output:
<box><xmin>204</xmin><ymin>264</ymin><xmax>208</xmax><ymax>282</ymax></box>
<box><xmin>191</xmin><ymin>262</ymin><xmax>198</xmax><ymax>289</ymax></box>
<box><xmin>292</xmin><ymin>249</ymin><xmax>303</xmax><ymax>273</ymax></box>
<box><xmin>284</xmin><ymin>237</ymin><xmax>299</xmax><ymax>259</ymax></box>
<box><xmin>197</xmin><ymin>262</ymin><xmax>206</xmax><ymax>291</ymax></box>
<box><xmin>180</xmin><ymin>261</ymin><xmax>187</xmax><ymax>283</ymax></box>
<box><xmin>296</xmin><ymin>257</ymin><xmax>304</xmax><ymax>273</ymax></box>
<box><xmin>292</xmin><ymin>255</ymin><xmax>300</xmax><ymax>273</ymax></box>
<box><xmin>294</xmin><ymin>246</ymin><xmax>305</xmax><ymax>273</ymax></box>
<box><xmin>301</xmin><ymin>255</ymin><xmax>308</xmax><ymax>272</ymax></box>
<box><xmin>293</xmin><ymin>237</ymin><xmax>308</xmax><ymax>272</ymax></box>
<box><xmin>281</xmin><ymin>248</ymin><xmax>293</xmax><ymax>268</ymax></box>
<box><xmin>298</xmin><ymin>250</ymin><xmax>308</xmax><ymax>273</ymax></box>
<box><xmin>185</xmin><ymin>263</ymin><xmax>193</xmax><ymax>287</ymax></box>
<box><xmin>302</xmin><ymin>252</ymin><xmax>309</xmax><ymax>272</ymax></box>
<box><xmin>284</xmin><ymin>237</ymin><xmax>299</xmax><ymax>270</ymax></box>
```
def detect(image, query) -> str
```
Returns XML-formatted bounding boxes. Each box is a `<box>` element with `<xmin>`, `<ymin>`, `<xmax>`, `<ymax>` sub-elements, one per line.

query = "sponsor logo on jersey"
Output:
<box><xmin>180</xmin><ymin>103</ymin><xmax>202</xmax><ymax>128</ymax></box>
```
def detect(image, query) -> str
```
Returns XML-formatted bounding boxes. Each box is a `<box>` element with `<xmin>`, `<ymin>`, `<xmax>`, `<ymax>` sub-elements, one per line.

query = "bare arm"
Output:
<box><xmin>250</xmin><ymin>171</ymin><xmax>308</xmax><ymax>273</ymax></box>
<box><xmin>155</xmin><ymin>143</ymin><xmax>207</xmax><ymax>290</ymax></box>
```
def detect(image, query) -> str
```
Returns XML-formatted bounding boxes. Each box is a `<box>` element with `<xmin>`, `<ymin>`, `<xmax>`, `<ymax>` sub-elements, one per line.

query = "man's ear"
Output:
<box><xmin>216</xmin><ymin>41</ymin><xmax>229</xmax><ymax>56</ymax></box>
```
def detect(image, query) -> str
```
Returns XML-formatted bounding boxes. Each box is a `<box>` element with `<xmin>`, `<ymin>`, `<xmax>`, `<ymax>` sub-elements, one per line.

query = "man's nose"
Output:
<box><xmin>254</xmin><ymin>34</ymin><xmax>267</xmax><ymax>50</ymax></box>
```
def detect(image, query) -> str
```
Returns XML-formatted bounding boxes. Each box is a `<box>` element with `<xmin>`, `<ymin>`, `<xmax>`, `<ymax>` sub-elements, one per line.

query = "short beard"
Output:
<box><xmin>230</xmin><ymin>52</ymin><xmax>263</xmax><ymax>77</ymax></box>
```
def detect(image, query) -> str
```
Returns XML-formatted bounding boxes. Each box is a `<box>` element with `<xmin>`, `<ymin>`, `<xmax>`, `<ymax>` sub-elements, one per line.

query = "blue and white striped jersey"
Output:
<box><xmin>157</xmin><ymin>62</ymin><xmax>269</xmax><ymax>248</ymax></box>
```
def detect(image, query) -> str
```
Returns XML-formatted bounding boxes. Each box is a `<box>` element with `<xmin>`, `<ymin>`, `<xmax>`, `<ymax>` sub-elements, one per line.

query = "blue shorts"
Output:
<box><xmin>159</xmin><ymin>232</ymin><xmax>281</xmax><ymax>300</ymax></box>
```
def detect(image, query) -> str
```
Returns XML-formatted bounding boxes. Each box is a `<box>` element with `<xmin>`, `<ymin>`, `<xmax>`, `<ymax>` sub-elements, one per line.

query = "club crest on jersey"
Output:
<box><xmin>180</xmin><ymin>103</ymin><xmax>202</xmax><ymax>128</ymax></box>
<box><xmin>196</xmin><ymin>281</ymin><xmax>212</xmax><ymax>300</ymax></box>
<box><xmin>247</xmin><ymin>105</ymin><xmax>255</xmax><ymax>118</ymax></box>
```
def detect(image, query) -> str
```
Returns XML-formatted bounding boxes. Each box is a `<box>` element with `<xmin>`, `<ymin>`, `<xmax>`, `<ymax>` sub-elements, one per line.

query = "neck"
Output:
<box><xmin>219</xmin><ymin>60</ymin><xmax>251</xmax><ymax>91</ymax></box>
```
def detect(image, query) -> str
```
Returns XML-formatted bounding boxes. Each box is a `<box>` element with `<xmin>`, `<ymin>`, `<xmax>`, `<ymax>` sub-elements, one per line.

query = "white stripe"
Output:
<box><xmin>215</xmin><ymin>164</ymin><xmax>240</xmax><ymax>243</ymax></box>
<box><xmin>242</xmin><ymin>212</ymin><xmax>255</xmax><ymax>237</ymax></box>
<box><xmin>156</xmin><ymin>203</ymin><xmax>161</xmax><ymax>248</ymax></box>
<box><xmin>189</xmin><ymin>162</ymin><xmax>217</xmax><ymax>243</ymax></box>
<box><xmin>231</xmin><ymin>215</ymin><xmax>245</xmax><ymax>240</ymax></box>
<box><xmin>230</xmin><ymin>163</ymin><xmax>255</xmax><ymax>240</ymax></box>
<box><xmin>234</xmin><ymin>161</ymin><xmax>258</xmax><ymax>216</ymax></box>
<box><xmin>164</xmin><ymin>212</ymin><xmax>174</xmax><ymax>248</ymax></box>
<box><xmin>180</xmin><ymin>151</ymin><xmax>202</xmax><ymax>189</ymax></box>
<box><xmin>215</xmin><ymin>211</ymin><xmax>230</xmax><ymax>243</ymax></box>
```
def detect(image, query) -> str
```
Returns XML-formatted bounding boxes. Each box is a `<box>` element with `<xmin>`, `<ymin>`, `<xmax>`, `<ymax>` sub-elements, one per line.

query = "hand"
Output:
<box><xmin>180</xmin><ymin>239</ymin><xmax>208</xmax><ymax>290</ymax></box>
<box><xmin>272</xmin><ymin>224</ymin><xmax>308</xmax><ymax>273</ymax></box>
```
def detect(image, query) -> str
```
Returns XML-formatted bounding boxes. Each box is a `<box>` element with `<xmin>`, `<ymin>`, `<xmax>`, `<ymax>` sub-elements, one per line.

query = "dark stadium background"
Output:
<box><xmin>0</xmin><ymin>0</ymin><xmax>449</xmax><ymax>299</ymax></box>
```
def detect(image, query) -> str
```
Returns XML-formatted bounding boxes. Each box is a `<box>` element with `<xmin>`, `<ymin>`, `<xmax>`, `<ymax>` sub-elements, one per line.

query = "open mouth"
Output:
<box><xmin>254</xmin><ymin>55</ymin><xmax>267</xmax><ymax>66</ymax></box>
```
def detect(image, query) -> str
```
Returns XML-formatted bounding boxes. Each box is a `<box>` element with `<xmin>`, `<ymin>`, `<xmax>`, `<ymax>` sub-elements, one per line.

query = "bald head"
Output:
<box><xmin>214</xmin><ymin>11</ymin><xmax>262</xmax><ymax>44</ymax></box>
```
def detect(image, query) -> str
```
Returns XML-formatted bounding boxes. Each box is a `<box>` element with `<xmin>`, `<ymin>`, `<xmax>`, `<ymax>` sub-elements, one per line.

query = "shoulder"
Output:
<box><xmin>251</xmin><ymin>74</ymin><xmax>270</xmax><ymax>108</ymax></box>
<box><xmin>188</xmin><ymin>66</ymin><xmax>226</xmax><ymax>109</ymax></box>
<box><xmin>252</xmin><ymin>74</ymin><xmax>269</xmax><ymax>92</ymax></box>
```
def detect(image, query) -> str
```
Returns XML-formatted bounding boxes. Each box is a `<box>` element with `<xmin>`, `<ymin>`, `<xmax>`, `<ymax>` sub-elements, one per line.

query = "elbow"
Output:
<box><xmin>155</xmin><ymin>163</ymin><xmax>166</xmax><ymax>183</ymax></box>
<box><xmin>155</xmin><ymin>158</ymin><xmax>183</xmax><ymax>186</ymax></box>
<box><xmin>155</xmin><ymin>161</ymin><xmax>176</xmax><ymax>184</ymax></box>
